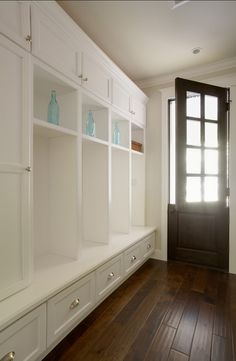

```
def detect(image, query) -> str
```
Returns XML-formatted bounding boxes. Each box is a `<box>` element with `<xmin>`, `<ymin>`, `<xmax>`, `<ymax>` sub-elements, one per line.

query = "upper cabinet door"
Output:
<box><xmin>82</xmin><ymin>52</ymin><xmax>111</xmax><ymax>103</ymax></box>
<box><xmin>112</xmin><ymin>79</ymin><xmax>131</xmax><ymax>116</ymax></box>
<box><xmin>0</xmin><ymin>35</ymin><xmax>31</xmax><ymax>301</ymax></box>
<box><xmin>130</xmin><ymin>97</ymin><xmax>146</xmax><ymax>127</ymax></box>
<box><xmin>0</xmin><ymin>1</ymin><xmax>31</xmax><ymax>51</ymax></box>
<box><xmin>31</xmin><ymin>4</ymin><xmax>82</xmax><ymax>84</ymax></box>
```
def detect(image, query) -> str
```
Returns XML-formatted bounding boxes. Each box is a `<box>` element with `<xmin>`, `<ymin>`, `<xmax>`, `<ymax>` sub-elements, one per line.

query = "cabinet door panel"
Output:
<box><xmin>112</xmin><ymin>79</ymin><xmax>130</xmax><ymax>115</ymax></box>
<box><xmin>82</xmin><ymin>53</ymin><xmax>111</xmax><ymax>102</ymax></box>
<box><xmin>31</xmin><ymin>5</ymin><xmax>81</xmax><ymax>84</ymax></box>
<box><xmin>131</xmin><ymin>97</ymin><xmax>146</xmax><ymax>127</ymax></box>
<box><xmin>0</xmin><ymin>1</ymin><xmax>30</xmax><ymax>51</ymax></box>
<box><xmin>0</xmin><ymin>35</ymin><xmax>31</xmax><ymax>301</ymax></box>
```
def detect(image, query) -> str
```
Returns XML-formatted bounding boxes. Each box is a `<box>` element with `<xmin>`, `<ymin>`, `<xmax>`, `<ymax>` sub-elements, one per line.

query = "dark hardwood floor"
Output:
<box><xmin>43</xmin><ymin>259</ymin><xmax>236</xmax><ymax>361</ymax></box>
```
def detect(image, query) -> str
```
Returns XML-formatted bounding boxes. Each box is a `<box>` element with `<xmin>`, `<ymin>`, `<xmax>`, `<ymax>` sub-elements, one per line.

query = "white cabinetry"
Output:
<box><xmin>130</xmin><ymin>97</ymin><xmax>146</xmax><ymax>127</ymax></box>
<box><xmin>47</xmin><ymin>273</ymin><xmax>95</xmax><ymax>346</ymax></box>
<box><xmin>0</xmin><ymin>2</ymin><xmax>151</xmax><ymax>359</ymax></box>
<box><xmin>0</xmin><ymin>305</ymin><xmax>46</xmax><ymax>361</ymax></box>
<box><xmin>31</xmin><ymin>4</ymin><xmax>82</xmax><ymax>85</ymax></box>
<box><xmin>0</xmin><ymin>1</ymin><xmax>31</xmax><ymax>51</ymax></box>
<box><xmin>0</xmin><ymin>35</ymin><xmax>31</xmax><ymax>301</ymax></box>
<box><xmin>112</xmin><ymin>79</ymin><xmax>131</xmax><ymax>115</ymax></box>
<box><xmin>124</xmin><ymin>243</ymin><xmax>142</xmax><ymax>275</ymax></box>
<box><xmin>82</xmin><ymin>52</ymin><xmax>111</xmax><ymax>103</ymax></box>
<box><xmin>142</xmin><ymin>233</ymin><xmax>155</xmax><ymax>259</ymax></box>
<box><xmin>96</xmin><ymin>254</ymin><xmax>123</xmax><ymax>301</ymax></box>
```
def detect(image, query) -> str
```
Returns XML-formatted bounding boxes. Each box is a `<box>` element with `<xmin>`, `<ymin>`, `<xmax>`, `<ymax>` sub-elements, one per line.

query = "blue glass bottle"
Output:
<box><xmin>113</xmin><ymin>122</ymin><xmax>120</xmax><ymax>145</ymax></box>
<box><xmin>85</xmin><ymin>111</ymin><xmax>96</xmax><ymax>137</ymax></box>
<box><xmin>48</xmin><ymin>90</ymin><xmax>59</xmax><ymax>125</ymax></box>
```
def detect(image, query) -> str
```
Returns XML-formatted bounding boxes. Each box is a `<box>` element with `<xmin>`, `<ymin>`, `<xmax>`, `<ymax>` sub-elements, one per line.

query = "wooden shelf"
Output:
<box><xmin>33</xmin><ymin>118</ymin><xmax>78</xmax><ymax>138</ymax></box>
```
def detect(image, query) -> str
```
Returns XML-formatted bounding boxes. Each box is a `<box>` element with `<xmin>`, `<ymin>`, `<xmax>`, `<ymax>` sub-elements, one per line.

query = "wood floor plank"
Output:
<box><xmin>123</xmin><ymin>279</ymin><xmax>181</xmax><ymax>361</ymax></box>
<box><xmin>168</xmin><ymin>350</ymin><xmax>189</xmax><ymax>361</ymax></box>
<box><xmin>189</xmin><ymin>302</ymin><xmax>214</xmax><ymax>361</ymax></box>
<box><xmin>164</xmin><ymin>299</ymin><xmax>186</xmax><ymax>329</ymax></box>
<box><xmin>172</xmin><ymin>291</ymin><xmax>201</xmax><ymax>355</ymax></box>
<box><xmin>213</xmin><ymin>273</ymin><xmax>231</xmax><ymax>338</ymax></box>
<box><xmin>191</xmin><ymin>268</ymin><xmax>207</xmax><ymax>294</ymax></box>
<box><xmin>211</xmin><ymin>334</ymin><xmax>233</xmax><ymax>361</ymax></box>
<box><xmin>144</xmin><ymin>325</ymin><xmax>176</xmax><ymax>361</ymax></box>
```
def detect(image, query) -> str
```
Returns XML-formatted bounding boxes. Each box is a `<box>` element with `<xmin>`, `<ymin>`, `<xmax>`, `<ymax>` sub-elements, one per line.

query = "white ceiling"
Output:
<box><xmin>57</xmin><ymin>1</ymin><xmax>236</xmax><ymax>84</ymax></box>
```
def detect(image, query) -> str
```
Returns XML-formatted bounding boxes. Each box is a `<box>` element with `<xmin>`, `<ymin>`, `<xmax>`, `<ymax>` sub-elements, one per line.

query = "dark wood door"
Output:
<box><xmin>168</xmin><ymin>78</ymin><xmax>229</xmax><ymax>270</ymax></box>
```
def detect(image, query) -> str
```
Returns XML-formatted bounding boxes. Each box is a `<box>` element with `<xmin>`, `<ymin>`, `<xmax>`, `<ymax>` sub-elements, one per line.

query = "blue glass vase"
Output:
<box><xmin>113</xmin><ymin>122</ymin><xmax>120</xmax><ymax>145</ymax></box>
<box><xmin>48</xmin><ymin>90</ymin><xmax>59</xmax><ymax>125</ymax></box>
<box><xmin>85</xmin><ymin>111</ymin><xmax>96</xmax><ymax>137</ymax></box>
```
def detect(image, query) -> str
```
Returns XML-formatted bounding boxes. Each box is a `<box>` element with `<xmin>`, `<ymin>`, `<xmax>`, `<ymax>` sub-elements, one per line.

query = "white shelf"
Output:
<box><xmin>131</xmin><ymin>149</ymin><xmax>144</xmax><ymax>156</ymax></box>
<box><xmin>82</xmin><ymin>134</ymin><xmax>109</xmax><ymax>146</ymax></box>
<box><xmin>112</xmin><ymin>144</ymin><xmax>129</xmax><ymax>152</ymax></box>
<box><xmin>33</xmin><ymin>118</ymin><xmax>78</xmax><ymax>138</ymax></box>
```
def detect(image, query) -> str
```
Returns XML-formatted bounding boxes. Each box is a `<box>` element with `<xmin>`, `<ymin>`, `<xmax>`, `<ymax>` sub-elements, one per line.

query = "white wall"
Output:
<box><xmin>145</xmin><ymin>71</ymin><xmax>236</xmax><ymax>273</ymax></box>
<box><xmin>145</xmin><ymin>89</ymin><xmax>162</xmax><ymax>251</ymax></box>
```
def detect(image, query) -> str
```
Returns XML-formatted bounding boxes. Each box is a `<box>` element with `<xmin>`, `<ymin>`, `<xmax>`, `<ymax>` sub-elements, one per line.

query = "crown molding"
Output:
<box><xmin>137</xmin><ymin>56</ymin><xmax>236</xmax><ymax>90</ymax></box>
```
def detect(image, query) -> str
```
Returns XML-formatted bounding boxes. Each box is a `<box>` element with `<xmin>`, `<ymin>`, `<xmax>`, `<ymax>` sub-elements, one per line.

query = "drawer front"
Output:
<box><xmin>142</xmin><ymin>233</ymin><xmax>155</xmax><ymax>259</ymax></box>
<box><xmin>47</xmin><ymin>273</ymin><xmax>95</xmax><ymax>346</ymax></box>
<box><xmin>124</xmin><ymin>243</ymin><xmax>142</xmax><ymax>275</ymax></box>
<box><xmin>96</xmin><ymin>254</ymin><xmax>123</xmax><ymax>301</ymax></box>
<box><xmin>0</xmin><ymin>304</ymin><xmax>46</xmax><ymax>361</ymax></box>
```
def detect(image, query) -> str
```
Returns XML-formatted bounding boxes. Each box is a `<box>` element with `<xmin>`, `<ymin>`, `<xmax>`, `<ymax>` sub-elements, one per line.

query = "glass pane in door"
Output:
<box><xmin>186</xmin><ymin>176</ymin><xmax>201</xmax><ymax>202</ymax></box>
<box><xmin>204</xmin><ymin>176</ymin><xmax>218</xmax><ymax>201</ymax></box>
<box><xmin>186</xmin><ymin>92</ymin><xmax>201</xmax><ymax>118</ymax></box>
<box><xmin>205</xmin><ymin>123</ymin><xmax>218</xmax><ymax>147</ymax></box>
<box><xmin>204</xmin><ymin>149</ymin><xmax>218</xmax><ymax>174</ymax></box>
<box><xmin>187</xmin><ymin>120</ymin><xmax>201</xmax><ymax>146</ymax></box>
<box><xmin>205</xmin><ymin>95</ymin><xmax>218</xmax><ymax>120</ymax></box>
<box><xmin>186</xmin><ymin>148</ymin><xmax>201</xmax><ymax>174</ymax></box>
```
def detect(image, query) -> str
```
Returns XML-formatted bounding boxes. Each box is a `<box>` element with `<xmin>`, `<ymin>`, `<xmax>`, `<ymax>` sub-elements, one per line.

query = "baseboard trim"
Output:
<box><xmin>151</xmin><ymin>249</ymin><xmax>167</xmax><ymax>261</ymax></box>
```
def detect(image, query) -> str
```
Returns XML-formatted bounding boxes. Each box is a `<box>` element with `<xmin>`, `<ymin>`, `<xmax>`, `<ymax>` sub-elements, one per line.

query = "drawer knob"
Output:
<box><xmin>83</xmin><ymin>77</ymin><xmax>88</xmax><ymax>82</ymax></box>
<box><xmin>131</xmin><ymin>255</ymin><xmax>136</xmax><ymax>262</ymax></box>
<box><xmin>25</xmin><ymin>35</ymin><xmax>32</xmax><ymax>43</ymax></box>
<box><xmin>107</xmin><ymin>272</ymin><xmax>114</xmax><ymax>280</ymax></box>
<box><xmin>69</xmin><ymin>298</ymin><xmax>80</xmax><ymax>310</ymax></box>
<box><xmin>25</xmin><ymin>166</ymin><xmax>31</xmax><ymax>172</ymax></box>
<box><xmin>147</xmin><ymin>244</ymin><xmax>151</xmax><ymax>250</ymax></box>
<box><xmin>1</xmin><ymin>351</ymin><xmax>15</xmax><ymax>361</ymax></box>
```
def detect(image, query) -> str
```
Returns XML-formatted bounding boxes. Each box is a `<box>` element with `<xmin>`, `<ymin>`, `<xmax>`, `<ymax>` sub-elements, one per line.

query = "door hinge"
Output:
<box><xmin>225</xmin><ymin>101</ymin><xmax>231</xmax><ymax>112</ymax></box>
<box><xmin>226</xmin><ymin>187</ymin><xmax>230</xmax><ymax>197</ymax></box>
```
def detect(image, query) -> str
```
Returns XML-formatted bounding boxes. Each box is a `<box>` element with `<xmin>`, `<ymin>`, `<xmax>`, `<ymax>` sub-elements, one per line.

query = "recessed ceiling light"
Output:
<box><xmin>192</xmin><ymin>47</ymin><xmax>201</xmax><ymax>55</ymax></box>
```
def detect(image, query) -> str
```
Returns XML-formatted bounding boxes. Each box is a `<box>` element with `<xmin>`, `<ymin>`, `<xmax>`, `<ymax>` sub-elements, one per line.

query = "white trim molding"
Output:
<box><xmin>137</xmin><ymin>56</ymin><xmax>236</xmax><ymax>90</ymax></box>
